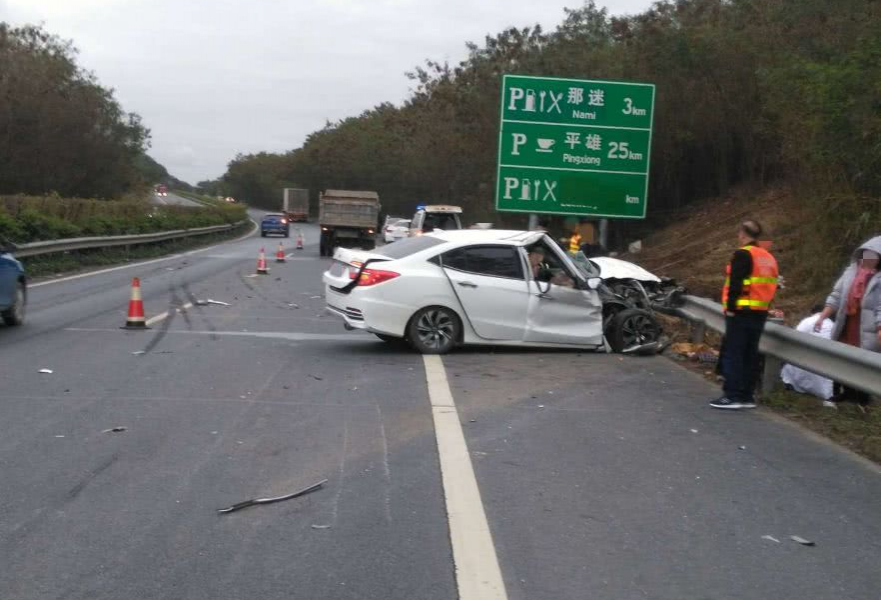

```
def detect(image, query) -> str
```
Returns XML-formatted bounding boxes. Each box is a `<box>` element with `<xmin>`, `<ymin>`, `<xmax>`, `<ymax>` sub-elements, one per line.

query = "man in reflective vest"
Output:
<box><xmin>710</xmin><ymin>219</ymin><xmax>779</xmax><ymax>410</ymax></box>
<box><xmin>568</xmin><ymin>229</ymin><xmax>582</xmax><ymax>254</ymax></box>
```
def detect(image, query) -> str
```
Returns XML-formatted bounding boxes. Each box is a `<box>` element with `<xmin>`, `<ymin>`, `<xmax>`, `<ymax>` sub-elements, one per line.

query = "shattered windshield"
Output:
<box><xmin>570</xmin><ymin>251</ymin><xmax>601</xmax><ymax>279</ymax></box>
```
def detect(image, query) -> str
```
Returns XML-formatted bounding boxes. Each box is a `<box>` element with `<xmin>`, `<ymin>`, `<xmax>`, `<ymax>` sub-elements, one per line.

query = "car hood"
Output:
<box><xmin>591</xmin><ymin>257</ymin><xmax>661</xmax><ymax>283</ymax></box>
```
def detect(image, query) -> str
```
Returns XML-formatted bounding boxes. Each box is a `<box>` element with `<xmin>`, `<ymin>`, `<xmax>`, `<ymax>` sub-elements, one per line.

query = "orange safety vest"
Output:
<box><xmin>568</xmin><ymin>233</ymin><xmax>582</xmax><ymax>253</ymax></box>
<box><xmin>721</xmin><ymin>245</ymin><xmax>779</xmax><ymax>311</ymax></box>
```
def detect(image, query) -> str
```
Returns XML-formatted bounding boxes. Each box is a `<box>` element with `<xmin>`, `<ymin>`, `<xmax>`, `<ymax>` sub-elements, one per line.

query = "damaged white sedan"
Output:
<box><xmin>323</xmin><ymin>229</ymin><xmax>671</xmax><ymax>354</ymax></box>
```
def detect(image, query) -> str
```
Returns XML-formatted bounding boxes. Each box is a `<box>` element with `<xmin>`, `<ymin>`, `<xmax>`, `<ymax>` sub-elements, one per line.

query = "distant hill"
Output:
<box><xmin>134</xmin><ymin>153</ymin><xmax>192</xmax><ymax>191</ymax></box>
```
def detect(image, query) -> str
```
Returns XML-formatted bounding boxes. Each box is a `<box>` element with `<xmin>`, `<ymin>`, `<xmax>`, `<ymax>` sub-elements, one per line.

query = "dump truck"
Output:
<box><xmin>318</xmin><ymin>190</ymin><xmax>380</xmax><ymax>256</ymax></box>
<box><xmin>282</xmin><ymin>188</ymin><xmax>310</xmax><ymax>222</ymax></box>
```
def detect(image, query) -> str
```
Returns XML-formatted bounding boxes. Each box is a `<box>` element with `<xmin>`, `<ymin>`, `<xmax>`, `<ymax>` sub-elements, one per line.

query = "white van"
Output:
<box><xmin>409</xmin><ymin>205</ymin><xmax>463</xmax><ymax>237</ymax></box>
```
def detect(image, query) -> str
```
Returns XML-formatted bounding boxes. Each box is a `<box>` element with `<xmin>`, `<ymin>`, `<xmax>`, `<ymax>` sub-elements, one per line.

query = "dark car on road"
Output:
<box><xmin>0</xmin><ymin>238</ymin><xmax>26</xmax><ymax>326</ymax></box>
<box><xmin>260</xmin><ymin>214</ymin><xmax>290</xmax><ymax>238</ymax></box>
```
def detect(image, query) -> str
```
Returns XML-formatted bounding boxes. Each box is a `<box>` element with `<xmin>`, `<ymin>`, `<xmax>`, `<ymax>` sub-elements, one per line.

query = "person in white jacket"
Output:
<box><xmin>781</xmin><ymin>309</ymin><xmax>835</xmax><ymax>406</ymax></box>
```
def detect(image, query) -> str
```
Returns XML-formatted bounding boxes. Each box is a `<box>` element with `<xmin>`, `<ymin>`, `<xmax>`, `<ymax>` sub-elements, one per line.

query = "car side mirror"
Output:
<box><xmin>587</xmin><ymin>277</ymin><xmax>602</xmax><ymax>290</ymax></box>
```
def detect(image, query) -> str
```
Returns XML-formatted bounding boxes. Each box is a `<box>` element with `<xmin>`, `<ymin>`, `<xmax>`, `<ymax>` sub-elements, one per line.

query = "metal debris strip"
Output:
<box><xmin>218</xmin><ymin>479</ymin><xmax>328</xmax><ymax>514</ymax></box>
<box><xmin>762</xmin><ymin>535</ymin><xmax>781</xmax><ymax>543</ymax></box>
<box><xmin>38</xmin><ymin>368</ymin><xmax>53</xmax><ymax>374</ymax></box>
<box><xmin>790</xmin><ymin>535</ymin><xmax>815</xmax><ymax>546</ymax></box>
<box><xmin>195</xmin><ymin>299</ymin><xmax>231</xmax><ymax>306</ymax></box>
<box><xmin>102</xmin><ymin>426</ymin><xmax>127</xmax><ymax>433</ymax></box>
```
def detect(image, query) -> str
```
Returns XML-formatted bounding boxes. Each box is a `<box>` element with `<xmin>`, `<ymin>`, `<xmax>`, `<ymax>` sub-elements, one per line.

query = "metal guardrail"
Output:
<box><xmin>14</xmin><ymin>221</ymin><xmax>249</xmax><ymax>258</ymax></box>
<box><xmin>668</xmin><ymin>295</ymin><xmax>881</xmax><ymax>397</ymax></box>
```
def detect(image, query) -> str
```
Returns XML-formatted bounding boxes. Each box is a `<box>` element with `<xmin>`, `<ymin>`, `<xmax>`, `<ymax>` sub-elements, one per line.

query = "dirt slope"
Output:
<box><xmin>627</xmin><ymin>186</ymin><xmax>829</xmax><ymax>323</ymax></box>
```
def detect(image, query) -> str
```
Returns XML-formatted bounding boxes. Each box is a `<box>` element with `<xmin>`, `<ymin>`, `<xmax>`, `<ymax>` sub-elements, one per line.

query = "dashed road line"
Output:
<box><xmin>423</xmin><ymin>355</ymin><xmax>508</xmax><ymax>600</ymax></box>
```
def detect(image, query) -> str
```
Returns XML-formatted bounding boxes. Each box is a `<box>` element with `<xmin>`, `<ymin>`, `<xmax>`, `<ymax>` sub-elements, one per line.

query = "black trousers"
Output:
<box><xmin>833</xmin><ymin>382</ymin><xmax>872</xmax><ymax>406</ymax></box>
<box><xmin>722</xmin><ymin>313</ymin><xmax>767</xmax><ymax>402</ymax></box>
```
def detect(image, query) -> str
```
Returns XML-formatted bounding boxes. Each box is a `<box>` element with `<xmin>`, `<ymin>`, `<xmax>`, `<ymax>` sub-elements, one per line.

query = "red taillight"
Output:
<box><xmin>355</xmin><ymin>268</ymin><xmax>399</xmax><ymax>286</ymax></box>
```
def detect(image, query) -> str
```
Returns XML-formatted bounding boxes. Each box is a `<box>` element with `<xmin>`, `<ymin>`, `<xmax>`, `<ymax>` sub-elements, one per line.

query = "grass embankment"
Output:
<box><xmin>765</xmin><ymin>389</ymin><xmax>881</xmax><ymax>464</ymax></box>
<box><xmin>629</xmin><ymin>185</ymin><xmax>881</xmax><ymax>463</ymax></box>
<box><xmin>0</xmin><ymin>194</ymin><xmax>247</xmax><ymax>243</ymax></box>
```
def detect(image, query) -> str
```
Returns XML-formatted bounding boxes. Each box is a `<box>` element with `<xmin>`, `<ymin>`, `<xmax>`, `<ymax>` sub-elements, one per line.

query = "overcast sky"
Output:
<box><xmin>2</xmin><ymin>0</ymin><xmax>653</xmax><ymax>184</ymax></box>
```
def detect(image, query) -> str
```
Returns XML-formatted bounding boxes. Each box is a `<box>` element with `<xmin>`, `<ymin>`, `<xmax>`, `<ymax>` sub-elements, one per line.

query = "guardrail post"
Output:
<box><xmin>760</xmin><ymin>355</ymin><xmax>783</xmax><ymax>398</ymax></box>
<box><xmin>690</xmin><ymin>320</ymin><xmax>706</xmax><ymax>344</ymax></box>
<box><xmin>759</xmin><ymin>316</ymin><xmax>785</xmax><ymax>398</ymax></box>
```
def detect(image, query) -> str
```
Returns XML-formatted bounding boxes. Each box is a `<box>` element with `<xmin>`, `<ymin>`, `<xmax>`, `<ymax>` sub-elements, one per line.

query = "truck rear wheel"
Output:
<box><xmin>319</xmin><ymin>231</ymin><xmax>333</xmax><ymax>256</ymax></box>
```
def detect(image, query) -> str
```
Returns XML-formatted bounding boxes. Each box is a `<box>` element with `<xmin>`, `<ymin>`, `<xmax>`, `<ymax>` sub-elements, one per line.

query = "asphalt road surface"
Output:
<box><xmin>151</xmin><ymin>191</ymin><xmax>203</xmax><ymax>207</ymax></box>
<box><xmin>1</xmin><ymin>213</ymin><xmax>879</xmax><ymax>600</ymax></box>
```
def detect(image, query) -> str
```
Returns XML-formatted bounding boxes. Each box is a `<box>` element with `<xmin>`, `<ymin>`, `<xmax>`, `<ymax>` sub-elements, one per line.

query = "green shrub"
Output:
<box><xmin>0</xmin><ymin>210</ymin><xmax>25</xmax><ymax>241</ymax></box>
<box><xmin>17</xmin><ymin>208</ymin><xmax>82</xmax><ymax>241</ymax></box>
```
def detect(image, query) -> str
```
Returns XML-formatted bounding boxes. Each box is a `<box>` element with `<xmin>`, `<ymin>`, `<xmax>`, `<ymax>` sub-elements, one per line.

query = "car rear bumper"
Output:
<box><xmin>324</xmin><ymin>280</ymin><xmax>412</xmax><ymax>337</ymax></box>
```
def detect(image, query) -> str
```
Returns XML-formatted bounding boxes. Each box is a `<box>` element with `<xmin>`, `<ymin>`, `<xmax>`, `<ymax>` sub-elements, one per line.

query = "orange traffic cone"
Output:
<box><xmin>296</xmin><ymin>229</ymin><xmax>304</xmax><ymax>250</ymax></box>
<box><xmin>257</xmin><ymin>247</ymin><xmax>270</xmax><ymax>274</ymax></box>
<box><xmin>275</xmin><ymin>242</ymin><xmax>286</xmax><ymax>263</ymax></box>
<box><xmin>122</xmin><ymin>277</ymin><xmax>149</xmax><ymax>329</ymax></box>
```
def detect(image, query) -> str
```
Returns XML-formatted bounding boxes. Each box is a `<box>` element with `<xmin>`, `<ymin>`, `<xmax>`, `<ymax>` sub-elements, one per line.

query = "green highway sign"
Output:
<box><xmin>495</xmin><ymin>74</ymin><xmax>655</xmax><ymax>219</ymax></box>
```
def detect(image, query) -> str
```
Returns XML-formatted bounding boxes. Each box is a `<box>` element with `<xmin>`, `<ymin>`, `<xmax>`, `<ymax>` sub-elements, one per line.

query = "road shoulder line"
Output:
<box><xmin>423</xmin><ymin>355</ymin><xmax>508</xmax><ymax>600</ymax></box>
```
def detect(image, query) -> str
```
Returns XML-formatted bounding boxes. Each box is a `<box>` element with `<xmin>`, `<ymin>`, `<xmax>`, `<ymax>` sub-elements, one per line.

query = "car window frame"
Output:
<box><xmin>439</xmin><ymin>243</ymin><xmax>526</xmax><ymax>281</ymax></box>
<box><xmin>522</xmin><ymin>238</ymin><xmax>584</xmax><ymax>288</ymax></box>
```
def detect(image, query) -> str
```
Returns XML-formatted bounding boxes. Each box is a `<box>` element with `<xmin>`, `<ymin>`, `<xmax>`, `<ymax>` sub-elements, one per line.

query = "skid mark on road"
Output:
<box><xmin>424</xmin><ymin>355</ymin><xmax>508</xmax><ymax>600</ymax></box>
<box><xmin>331</xmin><ymin>418</ymin><xmax>350</xmax><ymax>527</ymax></box>
<box><xmin>375</xmin><ymin>404</ymin><xmax>393</xmax><ymax>523</ymax></box>
<box><xmin>67</xmin><ymin>454</ymin><xmax>118</xmax><ymax>501</ymax></box>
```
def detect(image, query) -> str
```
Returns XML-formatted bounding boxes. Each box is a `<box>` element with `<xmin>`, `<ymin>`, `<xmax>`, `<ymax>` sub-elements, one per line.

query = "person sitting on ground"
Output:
<box><xmin>780</xmin><ymin>304</ymin><xmax>835</xmax><ymax>407</ymax></box>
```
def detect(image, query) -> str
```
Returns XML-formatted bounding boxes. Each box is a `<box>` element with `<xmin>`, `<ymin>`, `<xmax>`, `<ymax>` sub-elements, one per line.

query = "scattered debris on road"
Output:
<box><xmin>38</xmin><ymin>368</ymin><xmax>53</xmax><ymax>374</ymax></box>
<box><xmin>668</xmin><ymin>343</ymin><xmax>719</xmax><ymax>364</ymax></box>
<box><xmin>195</xmin><ymin>299</ymin><xmax>231</xmax><ymax>307</ymax></box>
<box><xmin>131</xmin><ymin>351</ymin><xmax>146</xmax><ymax>355</ymax></box>
<box><xmin>738</xmin><ymin>445</ymin><xmax>747</xmax><ymax>450</ymax></box>
<box><xmin>762</xmin><ymin>535</ymin><xmax>781</xmax><ymax>543</ymax></box>
<box><xmin>288</xmin><ymin>303</ymin><xmax>300</xmax><ymax>309</ymax></box>
<box><xmin>217</xmin><ymin>478</ymin><xmax>328</xmax><ymax>514</ymax></box>
<box><xmin>690</xmin><ymin>429</ymin><xmax>699</xmax><ymax>433</ymax></box>
<box><xmin>790</xmin><ymin>535</ymin><xmax>816</xmax><ymax>546</ymax></box>
<box><xmin>102</xmin><ymin>426</ymin><xmax>127</xmax><ymax>433</ymax></box>
<box><xmin>311</xmin><ymin>524</ymin><xmax>331</xmax><ymax>530</ymax></box>
<box><xmin>310</xmin><ymin>375</ymin><xmax>323</xmax><ymax>381</ymax></box>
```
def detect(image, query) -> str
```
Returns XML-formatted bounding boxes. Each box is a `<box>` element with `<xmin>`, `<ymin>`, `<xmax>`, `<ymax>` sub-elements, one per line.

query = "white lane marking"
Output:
<box><xmin>30</xmin><ymin>219</ymin><xmax>258</xmax><ymax>288</ymax></box>
<box><xmin>423</xmin><ymin>355</ymin><xmax>508</xmax><ymax>600</ymax></box>
<box><xmin>64</xmin><ymin>328</ymin><xmax>370</xmax><ymax>342</ymax></box>
<box><xmin>144</xmin><ymin>302</ymin><xmax>194</xmax><ymax>327</ymax></box>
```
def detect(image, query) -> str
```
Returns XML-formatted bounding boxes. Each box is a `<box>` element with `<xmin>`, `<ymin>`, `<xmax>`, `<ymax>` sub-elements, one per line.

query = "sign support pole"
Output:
<box><xmin>528</xmin><ymin>214</ymin><xmax>539</xmax><ymax>230</ymax></box>
<box><xmin>598</xmin><ymin>218</ymin><xmax>608</xmax><ymax>249</ymax></box>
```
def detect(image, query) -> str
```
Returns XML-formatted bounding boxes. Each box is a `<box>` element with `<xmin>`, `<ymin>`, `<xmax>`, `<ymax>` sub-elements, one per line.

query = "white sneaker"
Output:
<box><xmin>822</xmin><ymin>400</ymin><xmax>838</xmax><ymax>409</ymax></box>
